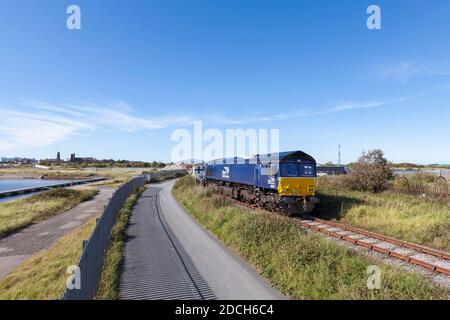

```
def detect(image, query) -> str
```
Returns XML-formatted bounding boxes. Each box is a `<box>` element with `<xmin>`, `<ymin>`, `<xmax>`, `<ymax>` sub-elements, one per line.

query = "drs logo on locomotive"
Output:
<box><xmin>222</xmin><ymin>167</ymin><xmax>230</xmax><ymax>179</ymax></box>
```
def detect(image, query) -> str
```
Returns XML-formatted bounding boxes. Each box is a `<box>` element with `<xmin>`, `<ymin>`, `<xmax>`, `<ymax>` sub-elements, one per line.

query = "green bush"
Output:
<box><xmin>34</xmin><ymin>188</ymin><xmax>91</xmax><ymax>201</ymax></box>
<box><xmin>145</xmin><ymin>170</ymin><xmax>188</xmax><ymax>183</ymax></box>
<box><xmin>344</xmin><ymin>149</ymin><xmax>393</xmax><ymax>193</ymax></box>
<box><xmin>408</xmin><ymin>172</ymin><xmax>438</xmax><ymax>185</ymax></box>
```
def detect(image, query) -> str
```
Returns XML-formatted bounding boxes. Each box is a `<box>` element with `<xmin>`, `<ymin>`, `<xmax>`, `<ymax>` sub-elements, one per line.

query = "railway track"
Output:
<box><xmin>233</xmin><ymin>200</ymin><xmax>450</xmax><ymax>277</ymax></box>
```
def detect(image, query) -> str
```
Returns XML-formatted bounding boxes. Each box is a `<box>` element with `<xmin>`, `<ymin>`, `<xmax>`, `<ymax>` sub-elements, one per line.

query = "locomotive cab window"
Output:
<box><xmin>302</xmin><ymin>165</ymin><xmax>315</xmax><ymax>177</ymax></box>
<box><xmin>280</xmin><ymin>163</ymin><xmax>316</xmax><ymax>177</ymax></box>
<box><xmin>280</xmin><ymin>163</ymin><xmax>298</xmax><ymax>177</ymax></box>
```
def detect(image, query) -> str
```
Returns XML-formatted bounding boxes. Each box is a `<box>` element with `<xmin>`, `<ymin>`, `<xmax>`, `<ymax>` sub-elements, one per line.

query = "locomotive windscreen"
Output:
<box><xmin>280</xmin><ymin>163</ymin><xmax>316</xmax><ymax>177</ymax></box>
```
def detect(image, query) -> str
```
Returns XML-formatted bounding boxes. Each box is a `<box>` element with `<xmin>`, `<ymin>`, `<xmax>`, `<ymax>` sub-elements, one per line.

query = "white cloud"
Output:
<box><xmin>0</xmin><ymin>141</ymin><xmax>19</xmax><ymax>151</ymax></box>
<box><xmin>376</xmin><ymin>61</ymin><xmax>450</xmax><ymax>82</ymax></box>
<box><xmin>378</xmin><ymin>62</ymin><xmax>424</xmax><ymax>82</ymax></box>
<box><xmin>0</xmin><ymin>95</ymin><xmax>411</xmax><ymax>152</ymax></box>
<box><xmin>0</xmin><ymin>101</ymin><xmax>196</xmax><ymax>152</ymax></box>
<box><xmin>223</xmin><ymin>97</ymin><xmax>410</xmax><ymax>126</ymax></box>
<box><xmin>329</xmin><ymin>97</ymin><xmax>408</xmax><ymax>112</ymax></box>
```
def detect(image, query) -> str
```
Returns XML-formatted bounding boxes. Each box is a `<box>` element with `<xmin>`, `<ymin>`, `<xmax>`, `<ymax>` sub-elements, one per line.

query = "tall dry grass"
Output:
<box><xmin>173</xmin><ymin>176</ymin><xmax>448</xmax><ymax>300</ymax></box>
<box><xmin>317</xmin><ymin>175</ymin><xmax>450</xmax><ymax>252</ymax></box>
<box><xmin>0</xmin><ymin>188</ymin><xmax>98</xmax><ymax>239</ymax></box>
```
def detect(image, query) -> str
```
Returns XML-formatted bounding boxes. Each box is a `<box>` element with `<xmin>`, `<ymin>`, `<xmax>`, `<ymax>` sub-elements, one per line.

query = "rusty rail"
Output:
<box><xmin>232</xmin><ymin>200</ymin><xmax>450</xmax><ymax>277</ymax></box>
<box><xmin>298</xmin><ymin>217</ymin><xmax>450</xmax><ymax>276</ymax></box>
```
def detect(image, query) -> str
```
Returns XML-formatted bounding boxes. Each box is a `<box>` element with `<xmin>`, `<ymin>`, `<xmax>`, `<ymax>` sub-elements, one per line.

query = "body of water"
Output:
<box><xmin>0</xmin><ymin>179</ymin><xmax>82</xmax><ymax>203</ymax></box>
<box><xmin>392</xmin><ymin>169</ymin><xmax>450</xmax><ymax>179</ymax></box>
<box><xmin>0</xmin><ymin>179</ymin><xmax>76</xmax><ymax>193</ymax></box>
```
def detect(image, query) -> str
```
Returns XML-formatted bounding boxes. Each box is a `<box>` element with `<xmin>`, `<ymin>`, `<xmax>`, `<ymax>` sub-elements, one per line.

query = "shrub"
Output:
<box><xmin>29</xmin><ymin>188</ymin><xmax>97</xmax><ymax>204</ymax></box>
<box><xmin>344</xmin><ymin>149</ymin><xmax>393</xmax><ymax>192</ymax></box>
<box><xmin>174</xmin><ymin>175</ymin><xmax>196</xmax><ymax>188</ymax></box>
<box><xmin>393</xmin><ymin>172</ymin><xmax>437</xmax><ymax>192</ymax></box>
<box><xmin>145</xmin><ymin>170</ymin><xmax>187</xmax><ymax>183</ymax></box>
<box><xmin>210</xmin><ymin>195</ymin><xmax>232</xmax><ymax>208</ymax></box>
<box><xmin>317</xmin><ymin>175</ymin><xmax>347</xmax><ymax>190</ymax></box>
<box><xmin>408</xmin><ymin>172</ymin><xmax>437</xmax><ymax>186</ymax></box>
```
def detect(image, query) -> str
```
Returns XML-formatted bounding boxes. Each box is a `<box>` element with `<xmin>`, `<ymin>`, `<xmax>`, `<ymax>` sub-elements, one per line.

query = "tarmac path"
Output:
<box><xmin>119</xmin><ymin>180</ymin><xmax>284</xmax><ymax>300</ymax></box>
<box><xmin>0</xmin><ymin>185</ymin><xmax>114</xmax><ymax>278</ymax></box>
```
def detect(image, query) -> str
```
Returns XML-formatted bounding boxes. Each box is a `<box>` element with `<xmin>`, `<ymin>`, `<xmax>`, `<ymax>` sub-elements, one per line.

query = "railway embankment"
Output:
<box><xmin>316</xmin><ymin>175</ymin><xmax>450</xmax><ymax>253</ymax></box>
<box><xmin>173</xmin><ymin>176</ymin><xmax>449</xmax><ymax>300</ymax></box>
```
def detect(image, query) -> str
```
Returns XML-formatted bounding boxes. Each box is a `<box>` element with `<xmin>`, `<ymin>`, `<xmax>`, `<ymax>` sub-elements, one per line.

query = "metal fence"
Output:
<box><xmin>393</xmin><ymin>175</ymin><xmax>449</xmax><ymax>199</ymax></box>
<box><xmin>61</xmin><ymin>175</ymin><xmax>148</xmax><ymax>300</ymax></box>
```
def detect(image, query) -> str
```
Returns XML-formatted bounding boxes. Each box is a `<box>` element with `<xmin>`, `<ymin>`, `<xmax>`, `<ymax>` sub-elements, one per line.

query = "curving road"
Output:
<box><xmin>119</xmin><ymin>179</ymin><xmax>284</xmax><ymax>300</ymax></box>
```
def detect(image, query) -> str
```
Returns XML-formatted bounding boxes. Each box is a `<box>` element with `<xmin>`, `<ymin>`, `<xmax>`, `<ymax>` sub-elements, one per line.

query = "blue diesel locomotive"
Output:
<box><xmin>194</xmin><ymin>151</ymin><xmax>319</xmax><ymax>215</ymax></box>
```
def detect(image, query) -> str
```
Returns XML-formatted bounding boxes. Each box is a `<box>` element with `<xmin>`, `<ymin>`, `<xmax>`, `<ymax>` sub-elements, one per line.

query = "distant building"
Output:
<box><xmin>41</xmin><ymin>151</ymin><xmax>64</xmax><ymax>164</ymax></box>
<box><xmin>1</xmin><ymin>157</ymin><xmax>36</xmax><ymax>164</ymax></box>
<box><xmin>317</xmin><ymin>165</ymin><xmax>348</xmax><ymax>175</ymax></box>
<box><xmin>76</xmin><ymin>157</ymin><xmax>96</xmax><ymax>163</ymax></box>
<box><xmin>70</xmin><ymin>153</ymin><xmax>96</xmax><ymax>163</ymax></box>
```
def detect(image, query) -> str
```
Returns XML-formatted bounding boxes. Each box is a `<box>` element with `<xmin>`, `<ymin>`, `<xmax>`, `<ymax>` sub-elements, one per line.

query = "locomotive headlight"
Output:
<box><xmin>303</xmin><ymin>165</ymin><xmax>314</xmax><ymax>176</ymax></box>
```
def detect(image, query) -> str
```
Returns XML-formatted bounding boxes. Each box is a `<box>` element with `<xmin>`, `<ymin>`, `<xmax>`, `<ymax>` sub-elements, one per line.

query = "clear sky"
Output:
<box><xmin>1</xmin><ymin>0</ymin><xmax>450</xmax><ymax>164</ymax></box>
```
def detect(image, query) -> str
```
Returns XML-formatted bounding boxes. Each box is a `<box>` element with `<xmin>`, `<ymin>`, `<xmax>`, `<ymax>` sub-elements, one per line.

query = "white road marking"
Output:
<box><xmin>59</xmin><ymin>221</ymin><xmax>82</xmax><ymax>230</ymax></box>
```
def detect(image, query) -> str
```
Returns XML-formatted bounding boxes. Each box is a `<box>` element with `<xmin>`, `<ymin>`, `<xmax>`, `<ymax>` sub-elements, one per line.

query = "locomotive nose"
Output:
<box><xmin>278</xmin><ymin>177</ymin><xmax>317</xmax><ymax>197</ymax></box>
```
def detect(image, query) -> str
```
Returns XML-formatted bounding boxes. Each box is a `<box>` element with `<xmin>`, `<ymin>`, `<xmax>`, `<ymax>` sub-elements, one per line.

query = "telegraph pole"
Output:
<box><xmin>338</xmin><ymin>144</ymin><xmax>341</xmax><ymax>165</ymax></box>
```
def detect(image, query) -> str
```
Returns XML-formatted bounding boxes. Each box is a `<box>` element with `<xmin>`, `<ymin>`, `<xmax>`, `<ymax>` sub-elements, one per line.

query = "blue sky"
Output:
<box><xmin>1</xmin><ymin>0</ymin><xmax>450</xmax><ymax>164</ymax></box>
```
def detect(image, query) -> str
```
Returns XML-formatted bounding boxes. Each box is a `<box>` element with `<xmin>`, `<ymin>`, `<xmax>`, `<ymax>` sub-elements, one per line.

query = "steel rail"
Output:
<box><xmin>230</xmin><ymin>199</ymin><xmax>450</xmax><ymax>277</ymax></box>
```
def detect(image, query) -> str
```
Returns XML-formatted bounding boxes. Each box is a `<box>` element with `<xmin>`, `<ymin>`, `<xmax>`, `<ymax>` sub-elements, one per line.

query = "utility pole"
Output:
<box><xmin>338</xmin><ymin>144</ymin><xmax>341</xmax><ymax>165</ymax></box>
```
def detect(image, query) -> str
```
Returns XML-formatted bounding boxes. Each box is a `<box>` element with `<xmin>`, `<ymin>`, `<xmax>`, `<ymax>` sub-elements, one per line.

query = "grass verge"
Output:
<box><xmin>0</xmin><ymin>217</ymin><xmax>98</xmax><ymax>299</ymax></box>
<box><xmin>0</xmin><ymin>188</ymin><xmax>98</xmax><ymax>239</ymax></box>
<box><xmin>95</xmin><ymin>187</ymin><xmax>145</xmax><ymax>300</ymax></box>
<box><xmin>173</xmin><ymin>176</ymin><xmax>448</xmax><ymax>300</ymax></box>
<box><xmin>316</xmin><ymin>176</ymin><xmax>450</xmax><ymax>252</ymax></box>
<box><xmin>0</xmin><ymin>167</ymin><xmax>140</xmax><ymax>187</ymax></box>
<box><xmin>144</xmin><ymin>169</ymin><xmax>187</xmax><ymax>183</ymax></box>
<box><xmin>41</xmin><ymin>171</ymin><xmax>97</xmax><ymax>180</ymax></box>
